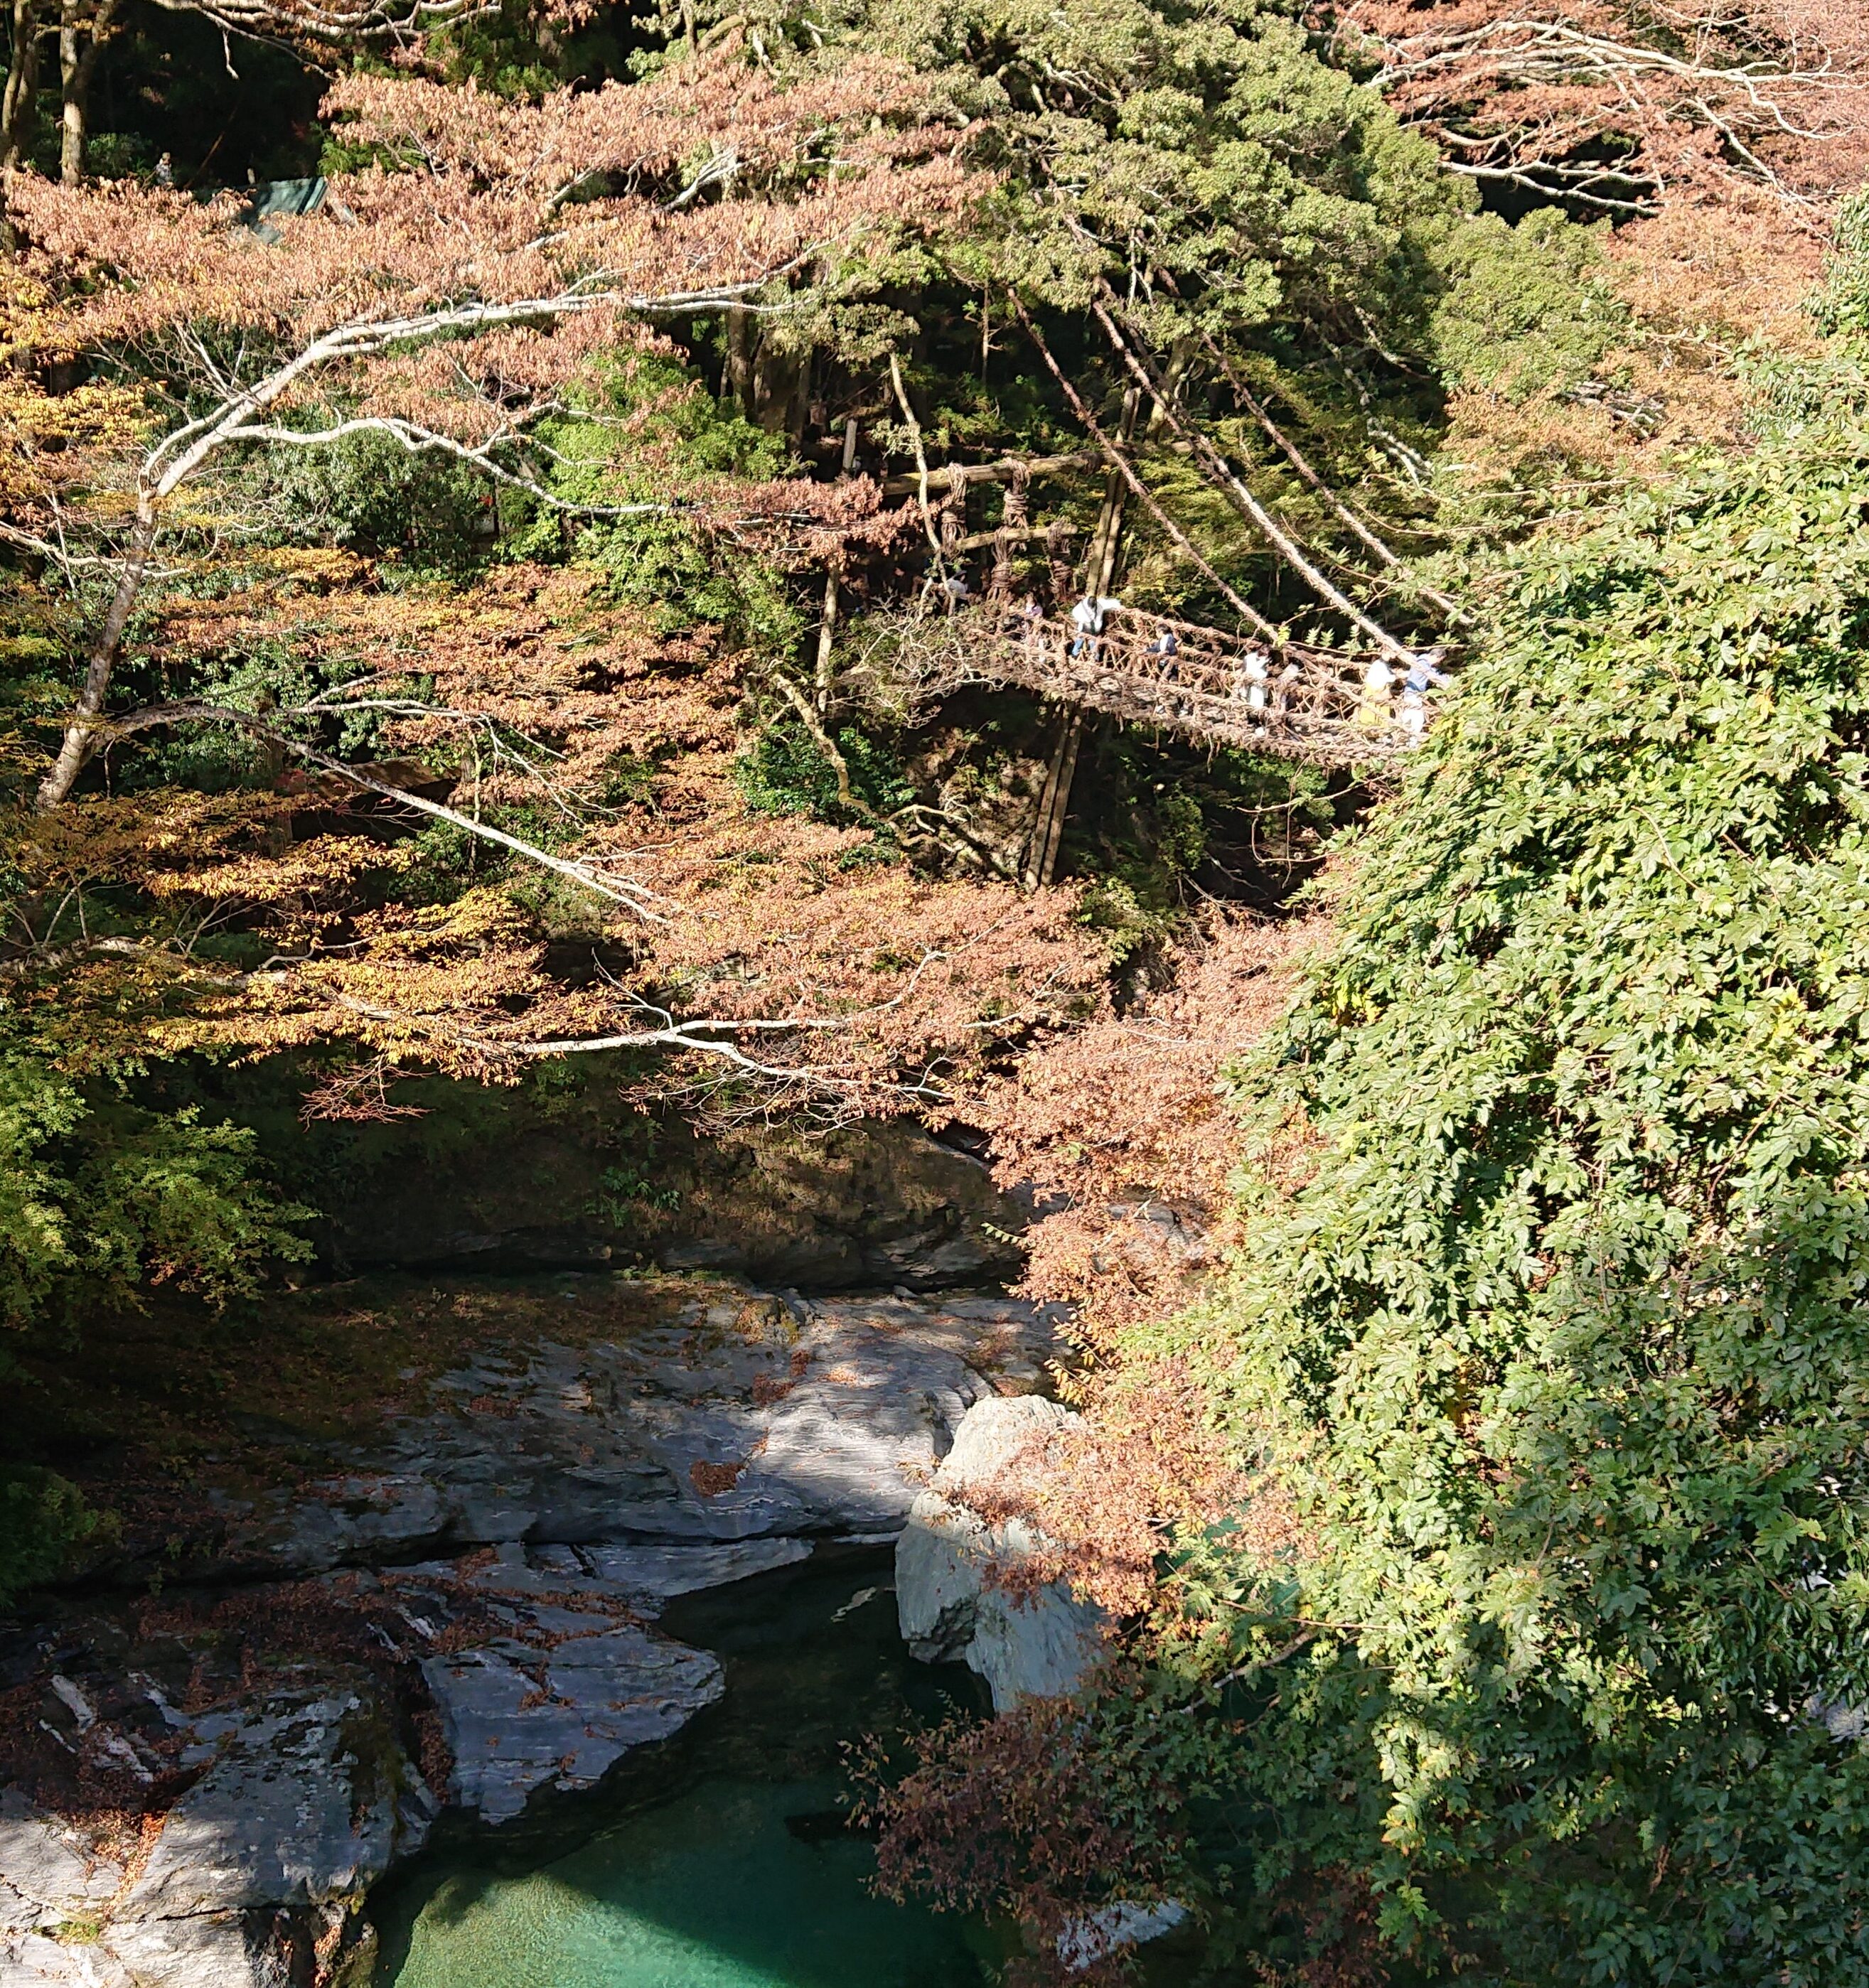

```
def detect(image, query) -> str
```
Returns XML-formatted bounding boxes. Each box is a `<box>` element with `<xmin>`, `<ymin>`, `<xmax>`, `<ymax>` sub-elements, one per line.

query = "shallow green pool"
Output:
<box><xmin>385</xmin><ymin>1771</ymin><xmax>991</xmax><ymax>1988</ymax></box>
<box><xmin>375</xmin><ymin>1549</ymin><xmax>1000</xmax><ymax>1988</ymax></box>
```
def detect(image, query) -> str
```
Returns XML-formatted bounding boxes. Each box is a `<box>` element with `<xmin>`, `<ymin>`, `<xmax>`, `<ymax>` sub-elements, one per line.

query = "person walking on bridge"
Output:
<box><xmin>1069</xmin><ymin>593</ymin><xmax>1123</xmax><ymax>659</ymax></box>
<box><xmin>1356</xmin><ymin>652</ymin><xmax>1397</xmax><ymax>732</ymax></box>
<box><xmin>1242</xmin><ymin>648</ymin><xmax>1269</xmax><ymax>712</ymax></box>
<box><xmin>1398</xmin><ymin>646</ymin><xmax>1449</xmax><ymax>746</ymax></box>
<box><xmin>1150</xmin><ymin>623</ymin><xmax>1180</xmax><ymax>684</ymax></box>
<box><xmin>1232</xmin><ymin>646</ymin><xmax>1270</xmax><ymax>737</ymax></box>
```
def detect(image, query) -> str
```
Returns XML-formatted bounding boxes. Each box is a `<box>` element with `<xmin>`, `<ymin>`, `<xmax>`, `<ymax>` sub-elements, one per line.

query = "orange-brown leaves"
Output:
<box><xmin>619</xmin><ymin>811</ymin><xmax>1107</xmax><ymax>1049</ymax></box>
<box><xmin>856</xmin><ymin>1677</ymin><xmax>1194</xmax><ymax>1986</ymax></box>
<box><xmin>158</xmin><ymin>559</ymin><xmax>735</xmax><ymax>800</ymax></box>
<box><xmin>1324</xmin><ymin>0</ymin><xmax>1869</xmax><ymax>227</ymax></box>
<box><xmin>318</xmin><ymin>51</ymin><xmax>936</xmax><ymax>195</ymax></box>
<box><xmin>973</xmin><ymin>911</ymin><xmax>1319</xmax><ymax>1343</ymax></box>
<box><xmin>10</xmin><ymin>52</ymin><xmax>978</xmax><ymax>365</ymax></box>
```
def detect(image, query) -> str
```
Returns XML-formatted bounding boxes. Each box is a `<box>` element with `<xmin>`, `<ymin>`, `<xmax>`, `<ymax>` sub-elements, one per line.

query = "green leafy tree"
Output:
<box><xmin>1145</xmin><ymin>363</ymin><xmax>1869</xmax><ymax>1983</ymax></box>
<box><xmin>0</xmin><ymin>1049</ymin><xmax>311</xmax><ymax>1599</ymax></box>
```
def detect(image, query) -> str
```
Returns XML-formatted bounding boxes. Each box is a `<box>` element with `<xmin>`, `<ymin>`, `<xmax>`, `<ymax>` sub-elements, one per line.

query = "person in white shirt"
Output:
<box><xmin>1069</xmin><ymin>593</ymin><xmax>1123</xmax><ymax>657</ymax></box>
<box><xmin>1069</xmin><ymin>594</ymin><xmax>1099</xmax><ymax>655</ymax></box>
<box><xmin>1242</xmin><ymin>648</ymin><xmax>1269</xmax><ymax>711</ymax></box>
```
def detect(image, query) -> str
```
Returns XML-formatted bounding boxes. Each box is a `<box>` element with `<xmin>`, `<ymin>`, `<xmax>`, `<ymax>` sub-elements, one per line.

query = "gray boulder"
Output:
<box><xmin>1</xmin><ymin>1684</ymin><xmax>422</xmax><ymax>1988</ymax></box>
<box><xmin>0</xmin><ymin>1792</ymin><xmax>122</xmax><ymax>1935</ymax></box>
<box><xmin>232</xmin><ymin>1290</ymin><xmax>1055</xmax><ymax>1577</ymax></box>
<box><xmin>574</xmin><ymin>1536</ymin><xmax>812</xmax><ymax>1604</ymax></box>
<box><xmin>1</xmin><ymin>1928</ymin><xmax>135</xmax><ymax>1986</ymax></box>
<box><xmin>124</xmin><ymin>1691</ymin><xmax>429</xmax><ymax>1920</ymax></box>
<box><xmin>223</xmin><ymin>1288</ymin><xmax>1049</xmax><ymax>1582</ymax></box>
<box><xmin>102</xmin><ymin>1912</ymin><xmax>263</xmax><ymax>1988</ymax></box>
<box><xmin>396</xmin><ymin>1544</ymin><xmax>727</xmax><ymax>1826</ymax></box>
<box><xmin>896</xmin><ymin>1395</ymin><xmax>1107</xmax><ymax>1711</ymax></box>
<box><xmin>421</xmin><ymin>1627</ymin><xmax>722</xmax><ymax>1826</ymax></box>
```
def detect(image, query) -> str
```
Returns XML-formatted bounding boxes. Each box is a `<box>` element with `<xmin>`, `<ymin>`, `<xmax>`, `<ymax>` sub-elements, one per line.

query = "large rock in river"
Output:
<box><xmin>1</xmin><ymin>1679</ymin><xmax>429</xmax><ymax>1988</ymax></box>
<box><xmin>896</xmin><ymin>1395</ymin><xmax>1107</xmax><ymax>1711</ymax></box>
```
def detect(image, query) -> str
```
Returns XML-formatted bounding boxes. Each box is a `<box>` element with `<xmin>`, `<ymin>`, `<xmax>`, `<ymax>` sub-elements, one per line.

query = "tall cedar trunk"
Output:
<box><xmin>751</xmin><ymin>328</ymin><xmax>808</xmax><ymax>443</ymax></box>
<box><xmin>57</xmin><ymin>0</ymin><xmax>110</xmax><ymax>183</ymax></box>
<box><xmin>57</xmin><ymin>0</ymin><xmax>80</xmax><ymax>181</ymax></box>
<box><xmin>1024</xmin><ymin>712</ymin><xmax>1082</xmax><ymax>891</ymax></box>
<box><xmin>1085</xmin><ymin>383</ymin><xmax>1142</xmax><ymax>595</ymax></box>
<box><xmin>1026</xmin><ymin>387</ymin><xmax>1140</xmax><ymax>888</ymax></box>
<box><xmin>2</xmin><ymin>0</ymin><xmax>42</xmax><ymax>176</ymax></box>
<box><xmin>813</xmin><ymin>559</ymin><xmax>840</xmax><ymax>715</ymax></box>
<box><xmin>36</xmin><ymin>503</ymin><xmax>154</xmax><ymax>810</ymax></box>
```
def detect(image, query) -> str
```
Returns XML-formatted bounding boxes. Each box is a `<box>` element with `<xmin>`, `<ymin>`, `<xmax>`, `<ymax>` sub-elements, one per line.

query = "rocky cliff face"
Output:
<box><xmin>0</xmin><ymin>1282</ymin><xmax>1062</xmax><ymax>1988</ymax></box>
<box><xmin>323</xmin><ymin>1109</ymin><xmax>1029</xmax><ymax>1291</ymax></box>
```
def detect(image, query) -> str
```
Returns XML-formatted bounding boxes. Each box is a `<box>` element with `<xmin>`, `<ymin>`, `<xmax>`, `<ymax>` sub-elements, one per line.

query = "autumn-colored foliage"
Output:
<box><xmin>855</xmin><ymin>1673</ymin><xmax>1197</xmax><ymax>1985</ymax></box>
<box><xmin>974</xmin><ymin>910</ymin><xmax>1321</xmax><ymax>1342</ymax></box>
<box><xmin>12</xmin><ymin>3</ymin><xmax>1869</xmax><ymax>1977</ymax></box>
<box><xmin>1318</xmin><ymin>0</ymin><xmax>1869</xmax><ymax>215</ymax></box>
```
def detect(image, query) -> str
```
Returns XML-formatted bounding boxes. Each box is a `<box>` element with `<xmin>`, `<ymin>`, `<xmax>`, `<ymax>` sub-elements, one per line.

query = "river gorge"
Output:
<box><xmin>0</xmin><ymin>1117</ymin><xmax>1155</xmax><ymax>1988</ymax></box>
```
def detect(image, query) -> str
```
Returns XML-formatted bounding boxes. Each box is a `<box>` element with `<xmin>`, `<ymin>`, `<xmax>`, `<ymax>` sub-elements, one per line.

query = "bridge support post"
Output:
<box><xmin>1023</xmin><ymin>711</ymin><xmax>1082</xmax><ymax>891</ymax></box>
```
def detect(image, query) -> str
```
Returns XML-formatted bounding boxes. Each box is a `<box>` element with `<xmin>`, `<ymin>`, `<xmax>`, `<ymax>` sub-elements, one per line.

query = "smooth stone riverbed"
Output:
<box><xmin>373</xmin><ymin>1547</ymin><xmax>1007</xmax><ymax>1988</ymax></box>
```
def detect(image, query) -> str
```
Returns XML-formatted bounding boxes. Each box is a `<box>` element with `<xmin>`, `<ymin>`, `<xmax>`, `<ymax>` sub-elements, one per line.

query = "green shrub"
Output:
<box><xmin>1139</xmin><ymin>381</ymin><xmax>1869</xmax><ymax>1987</ymax></box>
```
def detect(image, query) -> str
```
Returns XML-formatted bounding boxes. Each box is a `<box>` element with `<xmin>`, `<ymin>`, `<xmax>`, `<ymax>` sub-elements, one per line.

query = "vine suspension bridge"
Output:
<box><xmin>961</xmin><ymin>602</ymin><xmax>1424</xmax><ymax>770</ymax></box>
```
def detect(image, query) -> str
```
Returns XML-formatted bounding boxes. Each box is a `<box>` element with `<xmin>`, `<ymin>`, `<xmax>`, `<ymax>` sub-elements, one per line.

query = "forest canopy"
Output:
<box><xmin>5</xmin><ymin>1</ymin><xmax>1869</xmax><ymax>1982</ymax></box>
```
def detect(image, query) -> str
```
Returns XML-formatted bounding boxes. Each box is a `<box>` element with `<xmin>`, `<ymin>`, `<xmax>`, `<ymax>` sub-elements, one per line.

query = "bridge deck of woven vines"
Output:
<box><xmin>975</xmin><ymin>605</ymin><xmax>1409</xmax><ymax>768</ymax></box>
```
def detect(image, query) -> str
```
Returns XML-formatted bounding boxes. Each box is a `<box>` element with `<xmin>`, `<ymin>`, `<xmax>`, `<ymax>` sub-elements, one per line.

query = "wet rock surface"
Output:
<box><xmin>1</xmin><ymin>1279</ymin><xmax>1064</xmax><ymax>1988</ymax></box>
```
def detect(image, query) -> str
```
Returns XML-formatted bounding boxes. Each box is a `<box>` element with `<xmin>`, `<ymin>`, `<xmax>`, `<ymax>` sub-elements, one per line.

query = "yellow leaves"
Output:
<box><xmin>20</xmin><ymin>789</ymin><xmax>288</xmax><ymax>881</ymax></box>
<box><xmin>246</xmin><ymin>546</ymin><xmax>373</xmax><ymax>584</ymax></box>
<box><xmin>0</xmin><ymin>375</ymin><xmax>144</xmax><ymax>448</ymax></box>
<box><xmin>0</xmin><ymin>266</ymin><xmax>150</xmax><ymax>507</ymax></box>
<box><xmin>0</xmin><ymin>372</ymin><xmax>149</xmax><ymax>510</ymax></box>
<box><xmin>145</xmin><ymin>834</ymin><xmax>386</xmax><ymax>905</ymax></box>
<box><xmin>16</xmin><ymin>792</ymin><xmax>403</xmax><ymax>950</ymax></box>
<box><xmin>0</xmin><ymin>264</ymin><xmax>64</xmax><ymax>360</ymax></box>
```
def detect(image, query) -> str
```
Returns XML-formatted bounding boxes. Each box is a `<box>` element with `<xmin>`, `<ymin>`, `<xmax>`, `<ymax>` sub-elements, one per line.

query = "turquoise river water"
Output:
<box><xmin>373</xmin><ymin>1547</ymin><xmax>1008</xmax><ymax>1988</ymax></box>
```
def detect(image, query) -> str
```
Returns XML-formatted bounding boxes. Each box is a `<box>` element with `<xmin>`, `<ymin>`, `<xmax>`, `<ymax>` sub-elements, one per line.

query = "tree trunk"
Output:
<box><xmin>750</xmin><ymin>328</ymin><xmax>806</xmax><ymax>440</ymax></box>
<box><xmin>1084</xmin><ymin>383</ymin><xmax>1140</xmax><ymax>595</ymax></box>
<box><xmin>57</xmin><ymin>0</ymin><xmax>81</xmax><ymax>182</ymax></box>
<box><xmin>36</xmin><ymin>503</ymin><xmax>154</xmax><ymax>810</ymax></box>
<box><xmin>2</xmin><ymin>0</ymin><xmax>43</xmax><ymax>177</ymax></box>
<box><xmin>813</xmin><ymin>558</ymin><xmax>840</xmax><ymax>715</ymax></box>
<box><xmin>724</xmin><ymin>306</ymin><xmax>755</xmax><ymax>416</ymax></box>
<box><xmin>1024</xmin><ymin>711</ymin><xmax>1081</xmax><ymax>891</ymax></box>
<box><xmin>57</xmin><ymin>0</ymin><xmax>109</xmax><ymax>183</ymax></box>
